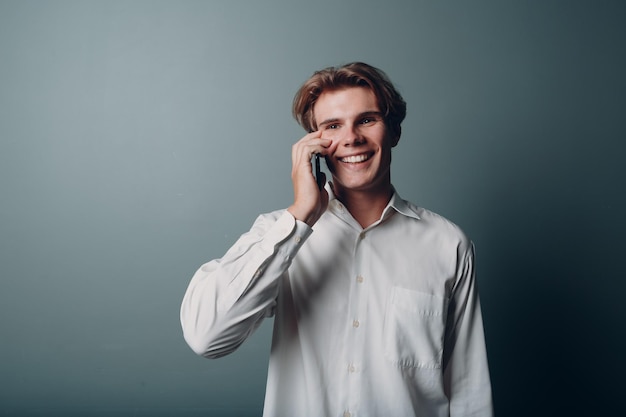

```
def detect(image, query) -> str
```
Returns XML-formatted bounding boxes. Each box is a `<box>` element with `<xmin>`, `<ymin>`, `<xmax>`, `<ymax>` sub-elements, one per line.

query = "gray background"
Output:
<box><xmin>1</xmin><ymin>0</ymin><xmax>624</xmax><ymax>416</ymax></box>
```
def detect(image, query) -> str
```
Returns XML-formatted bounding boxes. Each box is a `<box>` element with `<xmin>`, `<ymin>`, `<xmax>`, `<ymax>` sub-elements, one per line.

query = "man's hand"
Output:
<box><xmin>287</xmin><ymin>131</ymin><xmax>333</xmax><ymax>227</ymax></box>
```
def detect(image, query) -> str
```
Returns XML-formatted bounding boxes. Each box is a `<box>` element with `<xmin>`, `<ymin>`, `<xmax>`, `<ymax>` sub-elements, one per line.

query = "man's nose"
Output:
<box><xmin>341</xmin><ymin>123</ymin><xmax>364</xmax><ymax>146</ymax></box>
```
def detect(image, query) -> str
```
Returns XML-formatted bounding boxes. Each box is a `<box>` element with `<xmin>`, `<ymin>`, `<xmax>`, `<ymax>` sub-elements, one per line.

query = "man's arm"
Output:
<box><xmin>443</xmin><ymin>243</ymin><xmax>494</xmax><ymax>416</ymax></box>
<box><xmin>180</xmin><ymin>211</ymin><xmax>311</xmax><ymax>358</ymax></box>
<box><xmin>180</xmin><ymin>130</ymin><xmax>330</xmax><ymax>358</ymax></box>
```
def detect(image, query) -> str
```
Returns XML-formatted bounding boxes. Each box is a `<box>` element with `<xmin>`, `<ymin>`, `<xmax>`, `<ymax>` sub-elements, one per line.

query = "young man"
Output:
<box><xmin>181</xmin><ymin>62</ymin><xmax>493</xmax><ymax>416</ymax></box>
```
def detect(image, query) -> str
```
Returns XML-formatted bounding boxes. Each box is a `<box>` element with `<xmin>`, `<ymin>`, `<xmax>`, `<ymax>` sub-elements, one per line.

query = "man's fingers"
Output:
<box><xmin>293</xmin><ymin>132</ymin><xmax>332</xmax><ymax>164</ymax></box>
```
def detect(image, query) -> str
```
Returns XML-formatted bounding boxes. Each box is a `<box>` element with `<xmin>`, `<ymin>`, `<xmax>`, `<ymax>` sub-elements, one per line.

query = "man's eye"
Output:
<box><xmin>360</xmin><ymin>118</ymin><xmax>374</xmax><ymax>124</ymax></box>
<box><xmin>327</xmin><ymin>124</ymin><xmax>339</xmax><ymax>129</ymax></box>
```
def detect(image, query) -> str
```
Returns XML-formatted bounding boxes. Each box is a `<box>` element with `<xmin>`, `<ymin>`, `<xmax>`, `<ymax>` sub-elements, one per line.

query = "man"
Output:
<box><xmin>181</xmin><ymin>62</ymin><xmax>493</xmax><ymax>416</ymax></box>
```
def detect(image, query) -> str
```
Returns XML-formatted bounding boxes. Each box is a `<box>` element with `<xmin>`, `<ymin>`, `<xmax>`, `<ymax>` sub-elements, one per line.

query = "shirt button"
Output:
<box><xmin>343</xmin><ymin>412</ymin><xmax>351</xmax><ymax>417</ymax></box>
<box><xmin>294</xmin><ymin>236</ymin><xmax>302</xmax><ymax>244</ymax></box>
<box><xmin>348</xmin><ymin>364</ymin><xmax>356</xmax><ymax>373</ymax></box>
<box><xmin>356</xmin><ymin>275</ymin><xmax>364</xmax><ymax>283</ymax></box>
<box><xmin>352</xmin><ymin>320</ymin><xmax>360</xmax><ymax>328</ymax></box>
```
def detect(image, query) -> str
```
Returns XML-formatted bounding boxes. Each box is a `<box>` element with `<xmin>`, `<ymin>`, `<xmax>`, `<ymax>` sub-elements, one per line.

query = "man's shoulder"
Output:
<box><xmin>398</xmin><ymin>199</ymin><xmax>471</xmax><ymax>245</ymax></box>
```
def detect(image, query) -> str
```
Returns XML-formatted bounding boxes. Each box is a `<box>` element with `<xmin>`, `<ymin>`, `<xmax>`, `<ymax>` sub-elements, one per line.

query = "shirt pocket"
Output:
<box><xmin>383</xmin><ymin>286</ymin><xmax>448</xmax><ymax>369</ymax></box>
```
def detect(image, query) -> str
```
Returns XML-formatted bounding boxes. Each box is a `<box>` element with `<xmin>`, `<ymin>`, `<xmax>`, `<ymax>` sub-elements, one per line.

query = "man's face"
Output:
<box><xmin>314</xmin><ymin>86</ymin><xmax>398</xmax><ymax>196</ymax></box>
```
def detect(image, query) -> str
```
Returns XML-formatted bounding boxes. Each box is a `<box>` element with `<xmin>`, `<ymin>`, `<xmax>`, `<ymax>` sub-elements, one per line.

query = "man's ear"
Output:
<box><xmin>391</xmin><ymin>127</ymin><xmax>401</xmax><ymax>147</ymax></box>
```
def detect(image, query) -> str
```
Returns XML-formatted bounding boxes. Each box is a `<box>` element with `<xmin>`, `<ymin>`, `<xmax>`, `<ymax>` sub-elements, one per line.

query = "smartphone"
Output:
<box><xmin>314</xmin><ymin>153</ymin><xmax>324</xmax><ymax>190</ymax></box>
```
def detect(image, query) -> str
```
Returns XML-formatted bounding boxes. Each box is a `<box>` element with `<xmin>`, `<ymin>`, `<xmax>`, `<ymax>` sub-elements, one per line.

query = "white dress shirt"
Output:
<box><xmin>181</xmin><ymin>185</ymin><xmax>493</xmax><ymax>417</ymax></box>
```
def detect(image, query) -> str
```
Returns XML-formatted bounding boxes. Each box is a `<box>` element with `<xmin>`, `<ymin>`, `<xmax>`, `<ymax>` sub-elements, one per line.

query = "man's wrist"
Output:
<box><xmin>287</xmin><ymin>205</ymin><xmax>317</xmax><ymax>227</ymax></box>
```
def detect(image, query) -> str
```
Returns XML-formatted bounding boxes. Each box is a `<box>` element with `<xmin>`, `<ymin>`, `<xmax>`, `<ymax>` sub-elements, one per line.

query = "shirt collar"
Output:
<box><xmin>325</xmin><ymin>183</ymin><xmax>421</xmax><ymax>223</ymax></box>
<box><xmin>383</xmin><ymin>188</ymin><xmax>421</xmax><ymax>221</ymax></box>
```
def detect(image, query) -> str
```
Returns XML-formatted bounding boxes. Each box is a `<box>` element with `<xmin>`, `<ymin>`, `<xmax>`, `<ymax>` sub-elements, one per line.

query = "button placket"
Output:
<box><xmin>343</xmin><ymin>230</ymin><xmax>367</xmax><ymax>415</ymax></box>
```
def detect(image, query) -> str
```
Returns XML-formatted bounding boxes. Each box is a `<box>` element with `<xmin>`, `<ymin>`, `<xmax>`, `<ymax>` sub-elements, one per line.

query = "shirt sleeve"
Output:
<box><xmin>180</xmin><ymin>210</ymin><xmax>312</xmax><ymax>358</ymax></box>
<box><xmin>443</xmin><ymin>242</ymin><xmax>494</xmax><ymax>416</ymax></box>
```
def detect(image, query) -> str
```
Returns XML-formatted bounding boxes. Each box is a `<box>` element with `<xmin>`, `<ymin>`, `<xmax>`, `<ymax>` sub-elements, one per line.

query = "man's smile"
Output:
<box><xmin>337</xmin><ymin>152</ymin><xmax>374</xmax><ymax>164</ymax></box>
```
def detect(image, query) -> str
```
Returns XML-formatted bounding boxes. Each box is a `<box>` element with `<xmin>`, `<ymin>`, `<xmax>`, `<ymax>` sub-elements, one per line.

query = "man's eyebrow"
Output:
<box><xmin>359</xmin><ymin>111</ymin><xmax>384</xmax><ymax>118</ymax></box>
<box><xmin>318</xmin><ymin>111</ymin><xmax>383</xmax><ymax>127</ymax></box>
<box><xmin>318</xmin><ymin>117</ymin><xmax>341</xmax><ymax>127</ymax></box>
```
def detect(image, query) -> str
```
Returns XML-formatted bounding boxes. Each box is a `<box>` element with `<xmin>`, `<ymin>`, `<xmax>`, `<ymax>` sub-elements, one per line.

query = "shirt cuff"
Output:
<box><xmin>260</xmin><ymin>211</ymin><xmax>312</xmax><ymax>254</ymax></box>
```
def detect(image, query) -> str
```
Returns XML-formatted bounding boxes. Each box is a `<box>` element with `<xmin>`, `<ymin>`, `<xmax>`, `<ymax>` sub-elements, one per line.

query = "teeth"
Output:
<box><xmin>341</xmin><ymin>154</ymin><xmax>369</xmax><ymax>163</ymax></box>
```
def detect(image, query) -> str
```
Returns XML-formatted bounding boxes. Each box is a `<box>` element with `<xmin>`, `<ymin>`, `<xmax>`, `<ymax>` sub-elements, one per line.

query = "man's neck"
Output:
<box><xmin>332</xmin><ymin>183</ymin><xmax>394</xmax><ymax>229</ymax></box>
